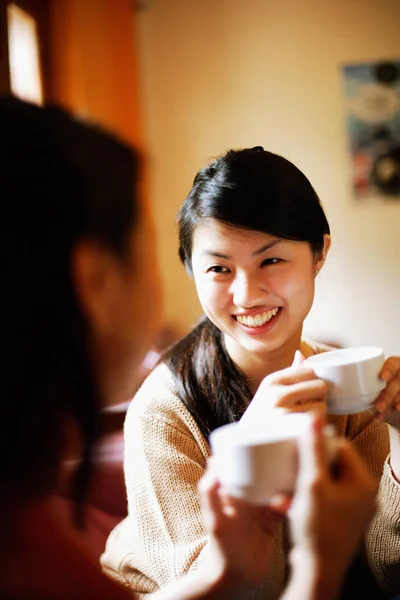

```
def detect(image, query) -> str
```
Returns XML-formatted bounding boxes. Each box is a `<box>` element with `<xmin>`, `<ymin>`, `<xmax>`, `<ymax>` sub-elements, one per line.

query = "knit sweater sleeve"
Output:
<box><xmin>126</xmin><ymin>393</ymin><xmax>210</xmax><ymax>585</ymax></box>
<box><xmin>341</xmin><ymin>411</ymin><xmax>400</xmax><ymax>594</ymax></box>
<box><xmin>102</xmin><ymin>364</ymin><xmax>212</xmax><ymax>594</ymax></box>
<box><xmin>366</xmin><ymin>458</ymin><xmax>400</xmax><ymax>593</ymax></box>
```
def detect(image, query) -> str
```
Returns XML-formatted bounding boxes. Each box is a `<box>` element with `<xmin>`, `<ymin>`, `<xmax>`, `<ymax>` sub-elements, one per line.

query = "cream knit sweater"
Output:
<box><xmin>101</xmin><ymin>342</ymin><xmax>400</xmax><ymax>598</ymax></box>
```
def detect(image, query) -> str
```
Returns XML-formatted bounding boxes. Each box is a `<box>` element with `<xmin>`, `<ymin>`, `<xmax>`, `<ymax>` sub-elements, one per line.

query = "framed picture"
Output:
<box><xmin>342</xmin><ymin>59</ymin><xmax>400</xmax><ymax>199</ymax></box>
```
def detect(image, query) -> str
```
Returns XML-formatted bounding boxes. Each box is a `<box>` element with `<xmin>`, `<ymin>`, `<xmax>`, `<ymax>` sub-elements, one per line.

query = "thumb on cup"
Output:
<box><xmin>292</xmin><ymin>349</ymin><xmax>306</xmax><ymax>367</ymax></box>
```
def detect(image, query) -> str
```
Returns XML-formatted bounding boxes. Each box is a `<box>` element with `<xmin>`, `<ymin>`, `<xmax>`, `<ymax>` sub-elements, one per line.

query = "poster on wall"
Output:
<box><xmin>342</xmin><ymin>59</ymin><xmax>400</xmax><ymax>199</ymax></box>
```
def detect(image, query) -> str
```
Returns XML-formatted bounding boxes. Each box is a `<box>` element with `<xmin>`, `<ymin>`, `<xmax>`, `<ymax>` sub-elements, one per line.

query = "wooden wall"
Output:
<box><xmin>48</xmin><ymin>0</ymin><xmax>144</xmax><ymax>151</ymax></box>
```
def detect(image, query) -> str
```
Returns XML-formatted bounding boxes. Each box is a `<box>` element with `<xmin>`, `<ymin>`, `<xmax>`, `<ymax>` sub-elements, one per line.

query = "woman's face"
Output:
<box><xmin>191</xmin><ymin>219</ymin><xmax>328</xmax><ymax>368</ymax></box>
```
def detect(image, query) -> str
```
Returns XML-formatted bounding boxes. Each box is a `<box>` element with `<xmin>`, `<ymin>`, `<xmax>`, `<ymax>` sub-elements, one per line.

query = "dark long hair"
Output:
<box><xmin>163</xmin><ymin>317</ymin><xmax>252</xmax><ymax>435</ymax></box>
<box><xmin>163</xmin><ymin>147</ymin><xmax>330</xmax><ymax>438</ymax></box>
<box><xmin>0</xmin><ymin>97</ymin><xmax>140</xmax><ymax>524</ymax></box>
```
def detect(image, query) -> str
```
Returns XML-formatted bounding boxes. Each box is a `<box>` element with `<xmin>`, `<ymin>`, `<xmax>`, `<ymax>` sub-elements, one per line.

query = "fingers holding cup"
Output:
<box><xmin>375</xmin><ymin>356</ymin><xmax>400</xmax><ymax>426</ymax></box>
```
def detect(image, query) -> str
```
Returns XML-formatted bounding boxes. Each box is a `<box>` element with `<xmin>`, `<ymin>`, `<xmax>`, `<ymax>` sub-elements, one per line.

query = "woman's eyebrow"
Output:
<box><xmin>252</xmin><ymin>240</ymin><xmax>282</xmax><ymax>256</ymax></box>
<box><xmin>200</xmin><ymin>240</ymin><xmax>282</xmax><ymax>260</ymax></box>
<box><xmin>200</xmin><ymin>250</ymin><xmax>231</xmax><ymax>259</ymax></box>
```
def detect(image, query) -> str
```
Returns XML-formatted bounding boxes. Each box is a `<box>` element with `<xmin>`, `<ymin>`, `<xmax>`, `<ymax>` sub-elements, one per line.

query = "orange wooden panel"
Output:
<box><xmin>48</xmin><ymin>0</ymin><xmax>143</xmax><ymax>150</ymax></box>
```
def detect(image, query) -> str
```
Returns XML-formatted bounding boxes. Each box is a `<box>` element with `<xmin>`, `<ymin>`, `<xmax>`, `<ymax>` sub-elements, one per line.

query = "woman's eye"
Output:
<box><xmin>207</xmin><ymin>265</ymin><xmax>230</xmax><ymax>274</ymax></box>
<box><xmin>261</xmin><ymin>258</ymin><xmax>281</xmax><ymax>267</ymax></box>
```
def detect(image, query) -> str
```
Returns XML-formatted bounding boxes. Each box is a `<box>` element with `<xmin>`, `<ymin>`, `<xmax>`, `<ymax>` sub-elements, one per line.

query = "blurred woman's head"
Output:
<box><xmin>0</xmin><ymin>97</ymin><xmax>161</xmax><ymax>505</ymax></box>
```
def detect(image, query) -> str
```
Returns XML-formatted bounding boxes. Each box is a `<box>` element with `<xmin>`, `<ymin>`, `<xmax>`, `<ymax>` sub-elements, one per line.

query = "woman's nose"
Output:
<box><xmin>231</xmin><ymin>273</ymin><xmax>265</xmax><ymax>307</ymax></box>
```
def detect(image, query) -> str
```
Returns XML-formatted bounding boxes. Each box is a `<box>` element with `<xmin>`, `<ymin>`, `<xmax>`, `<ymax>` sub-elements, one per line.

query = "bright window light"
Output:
<box><xmin>7</xmin><ymin>3</ymin><xmax>43</xmax><ymax>105</ymax></box>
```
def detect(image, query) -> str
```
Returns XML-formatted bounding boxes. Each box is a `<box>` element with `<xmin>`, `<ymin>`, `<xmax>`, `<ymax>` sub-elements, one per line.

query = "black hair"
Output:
<box><xmin>0</xmin><ymin>96</ymin><xmax>140</xmax><ymax>524</ymax></box>
<box><xmin>164</xmin><ymin>147</ymin><xmax>330</xmax><ymax>437</ymax></box>
<box><xmin>178</xmin><ymin>146</ymin><xmax>330</xmax><ymax>275</ymax></box>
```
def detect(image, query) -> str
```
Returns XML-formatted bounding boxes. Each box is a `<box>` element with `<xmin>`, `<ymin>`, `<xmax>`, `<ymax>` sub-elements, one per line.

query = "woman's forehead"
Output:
<box><xmin>192</xmin><ymin>219</ymin><xmax>278</xmax><ymax>248</ymax></box>
<box><xmin>191</xmin><ymin>219</ymin><xmax>312</xmax><ymax>262</ymax></box>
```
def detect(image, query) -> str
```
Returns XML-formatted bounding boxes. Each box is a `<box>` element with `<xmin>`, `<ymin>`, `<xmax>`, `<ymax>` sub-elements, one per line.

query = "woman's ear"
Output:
<box><xmin>315</xmin><ymin>234</ymin><xmax>331</xmax><ymax>275</ymax></box>
<box><xmin>70</xmin><ymin>239</ymin><xmax>118</xmax><ymax>334</ymax></box>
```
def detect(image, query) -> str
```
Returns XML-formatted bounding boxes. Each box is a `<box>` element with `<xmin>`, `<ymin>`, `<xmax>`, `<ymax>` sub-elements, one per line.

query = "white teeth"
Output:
<box><xmin>236</xmin><ymin>308</ymin><xmax>279</xmax><ymax>327</ymax></box>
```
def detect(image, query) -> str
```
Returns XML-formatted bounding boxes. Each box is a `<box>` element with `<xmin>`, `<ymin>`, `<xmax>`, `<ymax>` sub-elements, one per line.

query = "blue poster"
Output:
<box><xmin>342</xmin><ymin>60</ymin><xmax>400</xmax><ymax>198</ymax></box>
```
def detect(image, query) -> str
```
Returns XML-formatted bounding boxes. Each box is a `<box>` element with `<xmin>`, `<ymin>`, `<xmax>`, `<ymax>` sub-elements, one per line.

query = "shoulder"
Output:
<box><xmin>131</xmin><ymin>362</ymin><xmax>177</xmax><ymax>403</ymax></box>
<box><xmin>124</xmin><ymin>363</ymin><xmax>209</xmax><ymax>451</ymax></box>
<box><xmin>126</xmin><ymin>363</ymin><xmax>183</xmax><ymax>421</ymax></box>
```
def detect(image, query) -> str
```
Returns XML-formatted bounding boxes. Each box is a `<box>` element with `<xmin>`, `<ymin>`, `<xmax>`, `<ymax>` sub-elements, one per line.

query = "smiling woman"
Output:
<box><xmin>102</xmin><ymin>147</ymin><xmax>400</xmax><ymax>599</ymax></box>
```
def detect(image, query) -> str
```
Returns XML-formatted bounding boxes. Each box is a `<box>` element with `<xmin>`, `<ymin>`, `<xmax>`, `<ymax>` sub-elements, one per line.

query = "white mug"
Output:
<box><xmin>305</xmin><ymin>346</ymin><xmax>385</xmax><ymax>415</ymax></box>
<box><xmin>209</xmin><ymin>413</ymin><xmax>338</xmax><ymax>505</ymax></box>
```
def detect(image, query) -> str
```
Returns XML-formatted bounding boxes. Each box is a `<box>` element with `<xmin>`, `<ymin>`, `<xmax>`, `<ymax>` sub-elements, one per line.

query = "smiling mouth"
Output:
<box><xmin>235</xmin><ymin>307</ymin><xmax>281</xmax><ymax>328</ymax></box>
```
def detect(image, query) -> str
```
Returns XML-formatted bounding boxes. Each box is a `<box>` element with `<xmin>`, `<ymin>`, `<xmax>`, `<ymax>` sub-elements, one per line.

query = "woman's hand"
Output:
<box><xmin>287</xmin><ymin>414</ymin><xmax>377</xmax><ymax>596</ymax></box>
<box><xmin>374</xmin><ymin>356</ymin><xmax>400</xmax><ymax>430</ymax></box>
<box><xmin>197</xmin><ymin>459</ymin><xmax>284</xmax><ymax>596</ymax></box>
<box><xmin>242</xmin><ymin>351</ymin><xmax>328</xmax><ymax>425</ymax></box>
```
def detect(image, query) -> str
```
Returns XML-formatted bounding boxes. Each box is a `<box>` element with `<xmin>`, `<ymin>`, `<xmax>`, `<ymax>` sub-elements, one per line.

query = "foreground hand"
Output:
<box><xmin>243</xmin><ymin>351</ymin><xmax>328</xmax><ymax>423</ymax></box>
<box><xmin>288</xmin><ymin>413</ymin><xmax>377</xmax><ymax>583</ymax></box>
<box><xmin>374</xmin><ymin>356</ymin><xmax>400</xmax><ymax>430</ymax></box>
<box><xmin>198</xmin><ymin>459</ymin><xmax>284</xmax><ymax>593</ymax></box>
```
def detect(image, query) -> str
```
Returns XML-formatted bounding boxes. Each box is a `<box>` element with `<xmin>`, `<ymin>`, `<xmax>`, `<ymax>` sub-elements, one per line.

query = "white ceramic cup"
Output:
<box><xmin>304</xmin><ymin>346</ymin><xmax>385</xmax><ymax>415</ymax></box>
<box><xmin>209</xmin><ymin>413</ymin><xmax>337</xmax><ymax>505</ymax></box>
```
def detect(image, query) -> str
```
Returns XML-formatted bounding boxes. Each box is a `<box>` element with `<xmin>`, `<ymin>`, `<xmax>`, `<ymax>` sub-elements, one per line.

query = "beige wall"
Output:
<box><xmin>136</xmin><ymin>0</ymin><xmax>400</xmax><ymax>355</ymax></box>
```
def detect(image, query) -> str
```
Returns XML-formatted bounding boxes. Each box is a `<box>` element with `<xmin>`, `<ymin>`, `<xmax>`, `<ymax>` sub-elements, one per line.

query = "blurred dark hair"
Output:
<box><xmin>178</xmin><ymin>146</ymin><xmax>330</xmax><ymax>275</ymax></box>
<box><xmin>164</xmin><ymin>147</ymin><xmax>330</xmax><ymax>438</ymax></box>
<box><xmin>0</xmin><ymin>96</ymin><xmax>139</xmax><ymax>522</ymax></box>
